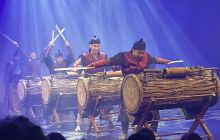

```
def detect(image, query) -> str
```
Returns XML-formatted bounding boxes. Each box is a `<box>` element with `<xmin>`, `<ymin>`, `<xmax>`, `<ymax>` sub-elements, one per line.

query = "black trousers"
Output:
<box><xmin>119</xmin><ymin>104</ymin><xmax>160</xmax><ymax>134</ymax></box>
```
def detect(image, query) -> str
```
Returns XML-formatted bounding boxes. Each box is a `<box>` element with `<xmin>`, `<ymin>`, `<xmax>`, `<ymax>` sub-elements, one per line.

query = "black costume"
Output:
<box><xmin>4</xmin><ymin>48</ymin><xmax>26</xmax><ymax>116</ymax></box>
<box><xmin>43</xmin><ymin>45</ymin><xmax>74</xmax><ymax>119</ymax></box>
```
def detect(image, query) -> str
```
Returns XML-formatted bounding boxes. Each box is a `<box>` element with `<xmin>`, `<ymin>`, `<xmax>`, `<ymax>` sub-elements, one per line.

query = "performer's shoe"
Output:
<box><xmin>74</xmin><ymin>126</ymin><xmax>81</xmax><ymax>132</ymax></box>
<box><xmin>154</xmin><ymin>132</ymin><xmax>161</xmax><ymax>140</ymax></box>
<box><xmin>118</xmin><ymin>133</ymin><xmax>127</xmax><ymax>139</ymax></box>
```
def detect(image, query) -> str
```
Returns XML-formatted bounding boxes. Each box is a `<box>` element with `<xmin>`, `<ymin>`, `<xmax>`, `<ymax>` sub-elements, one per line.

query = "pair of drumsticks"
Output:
<box><xmin>50</xmin><ymin>24</ymin><xmax>67</xmax><ymax>44</ymax></box>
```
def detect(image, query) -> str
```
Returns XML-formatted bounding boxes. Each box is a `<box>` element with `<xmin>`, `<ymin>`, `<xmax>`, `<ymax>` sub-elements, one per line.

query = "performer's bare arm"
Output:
<box><xmin>73</xmin><ymin>58</ymin><xmax>82</xmax><ymax>67</ymax></box>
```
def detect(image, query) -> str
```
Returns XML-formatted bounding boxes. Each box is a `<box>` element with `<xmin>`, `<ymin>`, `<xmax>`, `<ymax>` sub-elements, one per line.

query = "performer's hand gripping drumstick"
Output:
<box><xmin>55</xmin><ymin>24</ymin><xmax>71</xmax><ymax>48</ymax></box>
<box><xmin>45</xmin><ymin>28</ymin><xmax>65</xmax><ymax>57</ymax></box>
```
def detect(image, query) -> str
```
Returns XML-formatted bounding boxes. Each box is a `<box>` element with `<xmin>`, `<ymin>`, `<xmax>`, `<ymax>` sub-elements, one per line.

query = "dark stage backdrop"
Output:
<box><xmin>0</xmin><ymin>0</ymin><xmax>219</xmax><ymax>115</ymax></box>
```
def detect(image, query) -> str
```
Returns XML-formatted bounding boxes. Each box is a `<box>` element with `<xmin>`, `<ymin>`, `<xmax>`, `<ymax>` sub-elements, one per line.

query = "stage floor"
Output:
<box><xmin>37</xmin><ymin>106</ymin><xmax>220</xmax><ymax>140</ymax></box>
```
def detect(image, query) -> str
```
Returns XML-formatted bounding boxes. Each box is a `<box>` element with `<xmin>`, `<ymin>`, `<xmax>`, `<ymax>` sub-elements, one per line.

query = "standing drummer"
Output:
<box><xmin>43</xmin><ymin>40</ymin><xmax>74</xmax><ymax>122</ymax></box>
<box><xmin>87</xmin><ymin>38</ymin><xmax>171</xmax><ymax>139</ymax></box>
<box><xmin>23</xmin><ymin>51</ymin><xmax>43</xmax><ymax>117</ymax></box>
<box><xmin>73</xmin><ymin>35</ymin><xmax>114</xmax><ymax>131</ymax></box>
<box><xmin>4</xmin><ymin>44</ymin><xmax>26</xmax><ymax>116</ymax></box>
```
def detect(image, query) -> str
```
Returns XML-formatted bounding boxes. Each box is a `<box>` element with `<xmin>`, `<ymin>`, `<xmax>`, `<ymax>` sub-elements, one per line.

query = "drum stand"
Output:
<box><xmin>188</xmin><ymin>96</ymin><xmax>213</xmax><ymax>140</ymax></box>
<box><xmin>133</xmin><ymin>96</ymin><xmax>214</xmax><ymax>140</ymax></box>
<box><xmin>52</xmin><ymin>94</ymin><xmax>61</xmax><ymax>128</ymax></box>
<box><xmin>24</xmin><ymin>95</ymin><xmax>43</xmax><ymax>120</ymax></box>
<box><xmin>87</xmin><ymin>96</ymin><xmax>120</xmax><ymax>137</ymax></box>
<box><xmin>87</xmin><ymin>96</ymin><xmax>102</xmax><ymax>137</ymax></box>
<box><xmin>25</xmin><ymin>105</ymin><xmax>36</xmax><ymax>118</ymax></box>
<box><xmin>52</xmin><ymin>94</ymin><xmax>77</xmax><ymax>128</ymax></box>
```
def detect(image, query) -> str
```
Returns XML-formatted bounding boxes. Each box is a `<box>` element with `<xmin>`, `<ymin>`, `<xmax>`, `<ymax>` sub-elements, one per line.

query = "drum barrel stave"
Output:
<box><xmin>122</xmin><ymin>67</ymin><xmax>220</xmax><ymax>115</ymax></box>
<box><xmin>41</xmin><ymin>74</ymin><xmax>78</xmax><ymax>104</ymax></box>
<box><xmin>51</xmin><ymin>78</ymin><xmax>77</xmax><ymax>94</ymax></box>
<box><xmin>77</xmin><ymin>76</ymin><xmax>122</xmax><ymax>110</ymax></box>
<box><xmin>26</xmin><ymin>77</ymin><xmax>42</xmax><ymax>95</ymax></box>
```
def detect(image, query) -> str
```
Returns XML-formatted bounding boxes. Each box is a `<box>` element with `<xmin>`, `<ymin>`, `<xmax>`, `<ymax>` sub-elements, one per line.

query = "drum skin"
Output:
<box><xmin>42</xmin><ymin>77</ymin><xmax>51</xmax><ymax>104</ymax></box>
<box><xmin>17</xmin><ymin>76</ymin><xmax>42</xmax><ymax>102</ymax></box>
<box><xmin>77</xmin><ymin>78</ymin><xmax>89</xmax><ymax>109</ymax></box>
<box><xmin>17</xmin><ymin>80</ymin><xmax>27</xmax><ymax>102</ymax></box>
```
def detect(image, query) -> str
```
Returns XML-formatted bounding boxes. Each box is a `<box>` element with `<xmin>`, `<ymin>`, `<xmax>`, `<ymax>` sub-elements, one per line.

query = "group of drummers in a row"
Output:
<box><xmin>5</xmin><ymin>35</ymin><xmax>171</xmax><ymax>139</ymax></box>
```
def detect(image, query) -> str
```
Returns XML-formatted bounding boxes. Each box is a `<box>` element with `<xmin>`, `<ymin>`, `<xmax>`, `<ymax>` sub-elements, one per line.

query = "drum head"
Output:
<box><xmin>17</xmin><ymin>80</ymin><xmax>27</xmax><ymax>102</ymax></box>
<box><xmin>77</xmin><ymin>78</ymin><xmax>89</xmax><ymax>109</ymax></box>
<box><xmin>122</xmin><ymin>74</ymin><xmax>144</xmax><ymax>114</ymax></box>
<box><xmin>41</xmin><ymin>77</ymin><xmax>51</xmax><ymax>104</ymax></box>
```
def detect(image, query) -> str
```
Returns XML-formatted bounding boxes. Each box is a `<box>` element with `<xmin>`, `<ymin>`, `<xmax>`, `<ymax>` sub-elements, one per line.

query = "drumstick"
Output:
<box><xmin>51</xmin><ymin>30</ymin><xmax>54</xmax><ymax>41</ymax></box>
<box><xmin>54</xmin><ymin>67</ymin><xmax>95</xmax><ymax>71</ymax></box>
<box><xmin>51</xmin><ymin>28</ymin><xmax>65</xmax><ymax>44</ymax></box>
<box><xmin>56</xmin><ymin>24</ymin><xmax>66</xmax><ymax>41</ymax></box>
<box><xmin>0</xmin><ymin>31</ymin><xmax>18</xmax><ymax>46</ymax></box>
<box><xmin>105</xmin><ymin>71</ymin><xmax>123</xmax><ymax>77</ymax></box>
<box><xmin>67</xmin><ymin>71</ymin><xmax>80</xmax><ymax>76</ymax></box>
<box><xmin>167</xmin><ymin>60</ymin><xmax>184</xmax><ymax>65</ymax></box>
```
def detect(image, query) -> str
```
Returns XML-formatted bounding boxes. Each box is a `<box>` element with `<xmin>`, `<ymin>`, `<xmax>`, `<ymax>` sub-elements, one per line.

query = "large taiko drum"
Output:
<box><xmin>18</xmin><ymin>76</ymin><xmax>42</xmax><ymax>102</ymax></box>
<box><xmin>122</xmin><ymin>67</ymin><xmax>219</xmax><ymax>118</ymax></box>
<box><xmin>41</xmin><ymin>73</ymin><xmax>78</xmax><ymax>105</ymax></box>
<box><xmin>77</xmin><ymin>75</ymin><xmax>123</xmax><ymax>111</ymax></box>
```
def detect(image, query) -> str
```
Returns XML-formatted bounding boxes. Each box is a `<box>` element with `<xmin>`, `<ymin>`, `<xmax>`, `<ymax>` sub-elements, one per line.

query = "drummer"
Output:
<box><xmin>87</xmin><ymin>38</ymin><xmax>171</xmax><ymax>139</ymax></box>
<box><xmin>43</xmin><ymin>40</ymin><xmax>74</xmax><ymax>74</ymax></box>
<box><xmin>4</xmin><ymin>44</ymin><xmax>26</xmax><ymax>116</ymax></box>
<box><xmin>73</xmin><ymin>35</ymin><xmax>114</xmax><ymax>132</ymax></box>
<box><xmin>43</xmin><ymin>40</ymin><xmax>74</xmax><ymax>122</ymax></box>
<box><xmin>26</xmin><ymin>51</ymin><xmax>42</xmax><ymax>77</ymax></box>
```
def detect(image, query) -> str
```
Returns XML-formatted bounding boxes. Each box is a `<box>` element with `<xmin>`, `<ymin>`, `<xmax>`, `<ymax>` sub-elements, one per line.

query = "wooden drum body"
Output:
<box><xmin>41</xmin><ymin>74</ymin><xmax>78</xmax><ymax>105</ymax></box>
<box><xmin>18</xmin><ymin>76</ymin><xmax>42</xmax><ymax>102</ymax></box>
<box><xmin>122</xmin><ymin>67</ymin><xmax>219</xmax><ymax>122</ymax></box>
<box><xmin>77</xmin><ymin>76</ymin><xmax>123</xmax><ymax>114</ymax></box>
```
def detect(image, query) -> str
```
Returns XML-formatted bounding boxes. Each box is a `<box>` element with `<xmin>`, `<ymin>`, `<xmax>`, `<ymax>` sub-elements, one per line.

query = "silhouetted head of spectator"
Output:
<box><xmin>47</xmin><ymin>132</ymin><xmax>66</xmax><ymax>140</ymax></box>
<box><xmin>128</xmin><ymin>128</ymin><xmax>155</xmax><ymax>140</ymax></box>
<box><xmin>0</xmin><ymin>118</ymin><xmax>27</xmax><ymax>140</ymax></box>
<box><xmin>128</xmin><ymin>133</ymin><xmax>155</xmax><ymax>140</ymax></box>
<box><xmin>137</xmin><ymin>128</ymin><xmax>155</xmax><ymax>140</ymax></box>
<box><xmin>181</xmin><ymin>133</ymin><xmax>202</xmax><ymax>140</ymax></box>
<box><xmin>13</xmin><ymin>116</ymin><xmax>47</xmax><ymax>140</ymax></box>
